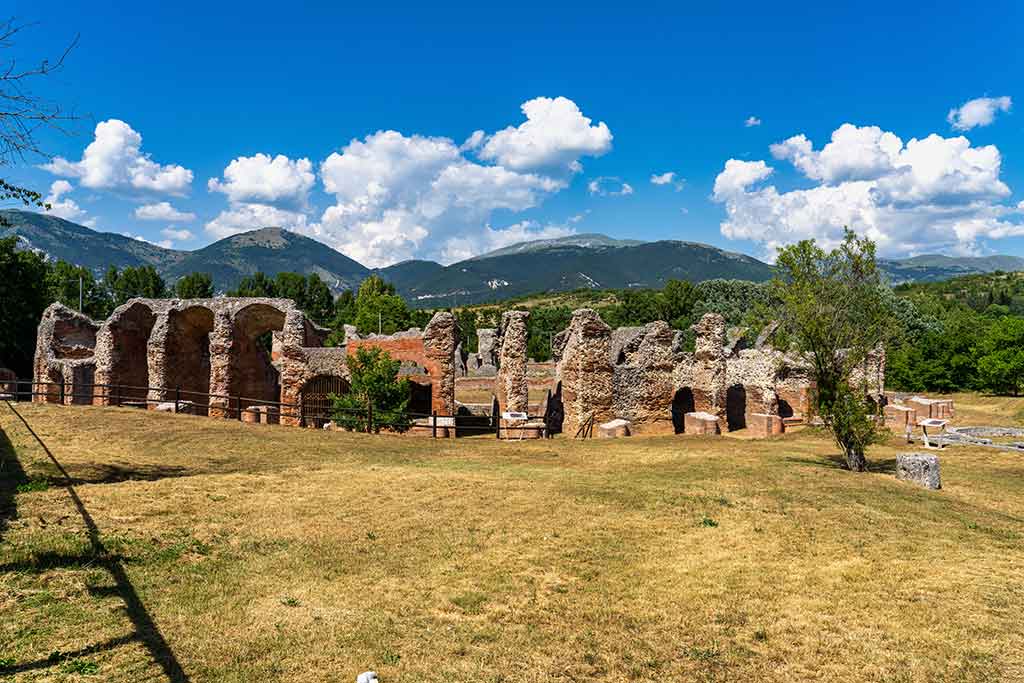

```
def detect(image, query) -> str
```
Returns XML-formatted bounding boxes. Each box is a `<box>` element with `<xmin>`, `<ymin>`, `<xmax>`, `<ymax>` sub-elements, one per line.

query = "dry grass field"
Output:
<box><xmin>2</xmin><ymin>398</ymin><xmax>1024</xmax><ymax>682</ymax></box>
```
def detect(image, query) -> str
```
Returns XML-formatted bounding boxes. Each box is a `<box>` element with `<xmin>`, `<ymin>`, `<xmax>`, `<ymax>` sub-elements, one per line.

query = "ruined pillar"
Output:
<box><xmin>494</xmin><ymin>310</ymin><xmax>530</xmax><ymax>414</ymax></box>
<box><xmin>422</xmin><ymin>311</ymin><xmax>459</xmax><ymax>416</ymax></box>
<box><xmin>557</xmin><ymin>309</ymin><xmax>614</xmax><ymax>435</ymax></box>
<box><xmin>691</xmin><ymin>313</ymin><xmax>727</xmax><ymax>419</ymax></box>
<box><xmin>207</xmin><ymin>308</ymin><xmax>234</xmax><ymax>418</ymax></box>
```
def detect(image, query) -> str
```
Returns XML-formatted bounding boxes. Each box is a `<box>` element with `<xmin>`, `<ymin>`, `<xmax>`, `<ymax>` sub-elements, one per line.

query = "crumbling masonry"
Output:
<box><xmin>33</xmin><ymin>298</ymin><xmax>459</xmax><ymax>427</ymax></box>
<box><xmin>490</xmin><ymin>308</ymin><xmax>885</xmax><ymax>437</ymax></box>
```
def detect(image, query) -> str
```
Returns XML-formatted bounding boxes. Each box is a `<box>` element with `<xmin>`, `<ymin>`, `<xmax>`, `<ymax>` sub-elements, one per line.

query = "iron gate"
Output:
<box><xmin>301</xmin><ymin>375</ymin><xmax>350</xmax><ymax>427</ymax></box>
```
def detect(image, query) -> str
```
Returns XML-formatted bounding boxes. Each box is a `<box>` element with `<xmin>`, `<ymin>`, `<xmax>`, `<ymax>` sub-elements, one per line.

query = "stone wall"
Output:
<box><xmin>494</xmin><ymin>311</ymin><xmax>529</xmax><ymax>414</ymax></box>
<box><xmin>345</xmin><ymin>311</ymin><xmax>459</xmax><ymax>416</ymax></box>
<box><xmin>542</xmin><ymin>308</ymin><xmax>876</xmax><ymax>438</ymax></box>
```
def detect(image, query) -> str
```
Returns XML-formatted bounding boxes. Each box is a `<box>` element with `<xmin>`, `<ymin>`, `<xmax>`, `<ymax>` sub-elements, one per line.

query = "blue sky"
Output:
<box><xmin>5</xmin><ymin>0</ymin><xmax>1023</xmax><ymax>266</ymax></box>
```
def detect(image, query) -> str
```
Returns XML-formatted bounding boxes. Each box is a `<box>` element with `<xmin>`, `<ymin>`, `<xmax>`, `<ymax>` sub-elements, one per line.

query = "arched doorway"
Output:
<box><xmin>301</xmin><ymin>375</ymin><xmax>350</xmax><ymax>428</ymax></box>
<box><xmin>671</xmin><ymin>387</ymin><xmax>695</xmax><ymax>434</ymax></box>
<box><xmin>778</xmin><ymin>398</ymin><xmax>794</xmax><ymax>419</ymax></box>
<box><xmin>726</xmin><ymin>384</ymin><xmax>747</xmax><ymax>431</ymax></box>
<box><xmin>408</xmin><ymin>380</ymin><xmax>432</xmax><ymax>416</ymax></box>
<box><xmin>166</xmin><ymin>306</ymin><xmax>215</xmax><ymax>415</ymax></box>
<box><xmin>108</xmin><ymin>302</ymin><xmax>157</xmax><ymax>403</ymax></box>
<box><xmin>231</xmin><ymin>304</ymin><xmax>287</xmax><ymax>411</ymax></box>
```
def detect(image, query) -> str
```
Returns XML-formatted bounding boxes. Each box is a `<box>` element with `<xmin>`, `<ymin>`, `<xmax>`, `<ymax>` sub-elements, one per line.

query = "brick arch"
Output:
<box><xmin>228</xmin><ymin>303</ymin><xmax>289</xmax><ymax>410</ymax></box>
<box><xmin>95</xmin><ymin>301</ymin><xmax>158</xmax><ymax>404</ymax></box>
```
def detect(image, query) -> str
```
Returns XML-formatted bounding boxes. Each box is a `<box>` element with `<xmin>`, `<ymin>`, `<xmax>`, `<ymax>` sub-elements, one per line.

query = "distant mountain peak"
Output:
<box><xmin>471</xmin><ymin>233</ymin><xmax>646</xmax><ymax>260</ymax></box>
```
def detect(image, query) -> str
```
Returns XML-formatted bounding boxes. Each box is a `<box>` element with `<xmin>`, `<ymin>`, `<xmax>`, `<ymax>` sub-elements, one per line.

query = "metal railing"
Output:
<box><xmin>2</xmin><ymin>378</ymin><xmax>512</xmax><ymax>438</ymax></box>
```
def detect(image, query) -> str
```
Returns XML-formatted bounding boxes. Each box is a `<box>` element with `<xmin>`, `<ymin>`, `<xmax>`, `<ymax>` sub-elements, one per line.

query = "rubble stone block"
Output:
<box><xmin>241</xmin><ymin>407</ymin><xmax>261</xmax><ymax>424</ymax></box>
<box><xmin>896</xmin><ymin>453</ymin><xmax>942</xmax><ymax>490</ymax></box>
<box><xmin>684</xmin><ymin>411</ymin><xmax>721</xmax><ymax>435</ymax></box>
<box><xmin>907</xmin><ymin>397</ymin><xmax>936</xmax><ymax>422</ymax></box>
<box><xmin>598</xmin><ymin>418</ymin><xmax>631</xmax><ymax>438</ymax></box>
<box><xmin>746</xmin><ymin>412</ymin><xmax>784</xmax><ymax>437</ymax></box>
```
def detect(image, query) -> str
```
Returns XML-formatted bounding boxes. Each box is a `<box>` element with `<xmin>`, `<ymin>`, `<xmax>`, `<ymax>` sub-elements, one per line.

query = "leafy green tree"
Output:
<box><xmin>103</xmin><ymin>265</ymin><xmax>167</xmax><ymax>307</ymax></box>
<box><xmin>303</xmin><ymin>274</ymin><xmax>335</xmax><ymax>326</ymax></box>
<box><xmin>525</xmin><ymin>306</ymin><xmax>573</xmax><ymax>361</ymax></box>
<box><xmin>229</xmin><ymin>272</ymin><xmax>278</xmax><ymax>297</ymax></box>
<box><xmin>976</xmin><ymin>317</ymin><xmax>1024</xmax><ymax>395</ymax></box>
<box><xmin>353</xmin><ymin>275</ymin><xmax>412</xmax><ymax>335</ymax></box>
<box><xmin>175</xmin><ymin>272</ymin><xmax>215</xmax><ymax>299</ymax></box>
<box><xmin>325</xmin><ymin>289</ymin><xmax>357</xmax><ymax>346</ymax></box>
<box><xmin>771</xmin><ymin>230</ymin><xmax>894</xmax><ymax>471</ymax></box>
<box><xmin>46</xmin><ymin>260</ymin><xmax>112</xmax><ymax>319</ymax></box>
<box><xmin>330</xmin><ymin>347</ymin><xmax>411</xmax><ymax>433</ymax></box>
<box><xmin>274</xmin><ymin>271</ymin><xmax>307</xmax><ymax>306</ymax></box>
<box><xmin>454</xmin><ymin>308</ymin><xmax>479</xmax><ymax>352</ymax></box>
<box><xmin>692</xmin><ymin>279</ymin><xmax>771</xmax><ymax>327</ymax></box>
<box><xmin>0</xmin><ymin>236</ymin><xmax>52</xmax><ymax>375</ymax></box>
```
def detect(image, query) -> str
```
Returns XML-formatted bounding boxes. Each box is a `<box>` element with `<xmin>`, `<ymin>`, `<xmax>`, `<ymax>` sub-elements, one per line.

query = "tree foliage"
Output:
<box><xmin>770</xmin><ymin>230</ymin><xmax>894</xmax><ymax>471</ymax></box>
<box><xmin>174</xmin><ymin>272</ymin><xmax>214</xmax><ymax>299</ymax></box>
<box><xmin>330</xmin><ymin>346</ymin><xmax>410</xmax><ymax>433</ymax></box>
<box><xmin>103</xmin><ymin>265</ymin><xmax>167</xmax><ymax>307</ymax></box>
<box><xmin>0</xmin><ymin>236</ymin><xmax>50</xmax><ymax>374</ymax></box>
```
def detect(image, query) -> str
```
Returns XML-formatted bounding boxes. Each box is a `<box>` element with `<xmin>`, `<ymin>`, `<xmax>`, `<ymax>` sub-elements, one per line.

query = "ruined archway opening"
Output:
<box><xmin>672</xmin><ymin>387</ymin><xmax>695</xmax><ymax>434</ymax></box>
<box><xmin>408</xmin><ymin>380</ymin><xmax>432</xmax><ymax>416</ymax></box>
<box><xmin>301</xmin><ymin>375</ymin><xmax>350</xmax><ymax>428</ymax></box>
<box><xmin>726</xmin><ymin>384</ymin><xmax>747</xmax><ymax>431</ymax></box>
<box><xmin>778</xmin><ymin>398</ymin><xmax>794</xmax><ymax>419</ymax></box>
<box><xmin>109</xmin><ymin>303</ymin><xmax>157</xmax><ymax>403</ymax></box>
<box><xmin>167</xmin><ymin>306</ymin><xmax>215</xmax><ymax>415</ymax></box>
<box><xmin>231</xmin><ymin>304</ymin><xmax>287</xmax><ymax>411</ymax></box>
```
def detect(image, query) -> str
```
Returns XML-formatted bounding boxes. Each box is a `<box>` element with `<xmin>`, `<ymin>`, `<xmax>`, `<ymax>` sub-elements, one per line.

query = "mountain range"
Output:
<box><xmin>5</xmin><ymin>209</ymin><xmax>1024</xmax><ymax>306</ymax></box>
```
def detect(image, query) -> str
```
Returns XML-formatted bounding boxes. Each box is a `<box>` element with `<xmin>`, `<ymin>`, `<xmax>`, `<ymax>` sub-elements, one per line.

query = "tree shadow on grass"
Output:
<box><xmin>0</xmin><ymin>419</ymin><xmax>29</xmax><ymax>542</ymax></box>
<box><xmin>783</xmin><ymin>453</ymin><xmax>897</xmax><ymax>474</ymax></box>
<box><xmin>0</xmin><ymin>401</ymin><xmax>191</xmax><ymax>682</ymax></box>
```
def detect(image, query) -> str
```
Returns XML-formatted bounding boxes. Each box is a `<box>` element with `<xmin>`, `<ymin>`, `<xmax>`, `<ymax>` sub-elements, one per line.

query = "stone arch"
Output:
<box><xmin>671</xmin><ymin>387</ymin><xmax>695</xmax><ymax>434</ymax></box>
<box><xmin>299</xmin><ymin>374</ymin><xmax>350</xmax><ymax>428</ymax></box>
<box><xmin>165</xmin><ymin>305</ymin><xmax>216</xmax><ymax>415</ymax></box>
<box><xmin>726</xmin><ymin>384</ymin><xmax>747</xmax><ymax>431</ymax></box>
<box><xmin>230</xmin><ymin>303</ymin><xmax>288</xmax><ymax>411</ymax></box>
<box><xmin>103</xmin><ymin>302</ymin><xmax>158</xmax><ymax>404</ymax></box>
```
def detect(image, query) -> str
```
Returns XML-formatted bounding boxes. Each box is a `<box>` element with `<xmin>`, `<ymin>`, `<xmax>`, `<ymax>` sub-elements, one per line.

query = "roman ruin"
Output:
<box><xmin>32</xmin><ymin>298</ymin><xmax>459</xmax><ymax>428</ymax></box>
<box><xmin>487</xmin><ymin>307</ymin><xmax>887</xmax><ymax>438</ymax></box>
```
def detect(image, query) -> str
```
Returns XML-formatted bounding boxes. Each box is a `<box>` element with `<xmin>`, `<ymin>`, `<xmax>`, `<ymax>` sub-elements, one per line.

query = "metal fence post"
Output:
<box><xmin>432</xmin><ymin>410</ymin><xmax>437</xmax><ymax>439</ymax></box>
<box><xmin>59</xmin><ymin>380</ymin><xmax>65</xmax><ymax>405</ymax></box>
<box><xmin>235</xmin><ymin>396</ymin><xmax>241</xmax><ymax>421</ymax></box>
<box><xmin>175</xmin><ymin>385</ymin><xmax>181</xmax><ymax>414</ymax></box>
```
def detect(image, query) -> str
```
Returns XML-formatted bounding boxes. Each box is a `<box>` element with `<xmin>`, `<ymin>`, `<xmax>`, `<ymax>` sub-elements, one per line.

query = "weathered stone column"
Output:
<box><xmin>494</xmin><ymin>310</ymin><xmax>530</xmax><ymax>414</ymax></box>
<box><xmin>557</xmin><ymin>309</ymin><xmax>614</xmax><ymax>435</ymax></box>
<box><xmin>422</xmin><ymin>311</ymin><xmax>459</xmax><ymax>416</ymax></box>
<box><xmin>691</xmin><ymin>313</ymin><xmax>727</xmax><ymax>419</ymax></box>
<box><xmin>207</xmin><ymin>309</ymin><xmax>234</xmax><ymax>418</ymax></box>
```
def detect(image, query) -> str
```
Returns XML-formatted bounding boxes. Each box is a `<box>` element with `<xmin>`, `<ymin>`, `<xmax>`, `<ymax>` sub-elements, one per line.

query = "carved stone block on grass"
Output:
<box><xmin>598</xmin><ymin>418</ymin><xmax>631</xmax><ymax>438</ymax></box>
<box><xmin>684</xmin><ymin>411</ymin><xmax>721</xmax><ymax>435</ymax></box>
<box><xmin>896</xmin><ymin>453</ymin><xmax>941</xmax><ymax>490</ymax></box>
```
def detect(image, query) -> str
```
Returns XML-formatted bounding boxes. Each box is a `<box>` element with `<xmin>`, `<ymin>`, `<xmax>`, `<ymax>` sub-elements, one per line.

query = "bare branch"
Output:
<box><xmin>0</xmin><ymin>17</ymin><xmax>80</xmax><ymax>165</ymax></box>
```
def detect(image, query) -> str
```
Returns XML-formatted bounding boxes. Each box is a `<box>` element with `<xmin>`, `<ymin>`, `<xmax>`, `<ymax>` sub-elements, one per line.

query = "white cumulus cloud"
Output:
<box><xmin>745</xmin><ymin>116</ymin><xmax>762</xmax><ymax>127</ymax></box>
<box><xmin>43</xmin><ymin>180</ymin><xmax>88</xmax><ymax>223</ymax></box>
<box><xmin>160</xmin><ymin>227</ymin><xmax>195</xmax><ymax>243</ymax></box>
<box><xmin>588</xmin><ymin>176</ymin><xmax>633</xmax><ymax>197</ymax></box>
<box><xmin>650</xmin><ymin>171</ymin><xmax>685</xmax><ymax>191</ymax></box>
<box><xmin>208</xmin><ymin>153</ymin><xmax>315</xmax><ymax>205</ymax></box>
<box><xmin>948</xmin><ymin>96</ymin><xmax>1012</xmax><ymax>131</ymax></box>
<box><xmin>134</xmin><ymin>201</ymin><xmax>196</xmax><ymax>222</ymax></box>
<box><xmin>477</xmin><ymin>96</ymin><xmax>612</xmax><ymax>172</ymax></box>
<box><xmin>713</xmin><ymin>123</ymin><xmax>1023</xmax><ymax>257</ymax></box>
<box><xmin>205</xmin><ymin>203</ymin><xmax>311</xmax><ymax>240</ymax></box>
<box><xmin>43</xmin><ymin>119</ymin><xmax>193</xmax><ymax>195</ymax></box>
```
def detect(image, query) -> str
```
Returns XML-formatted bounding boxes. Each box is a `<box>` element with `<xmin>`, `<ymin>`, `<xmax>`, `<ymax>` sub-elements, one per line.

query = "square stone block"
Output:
<box><xmin>746</xmin><ymin>413</ymin><xmax>784</xmax><ymax>438</ymax></box>
<box><xmin>684</xmin><ymin>411</ymin><xmax>721</xmax><ymax>435</ymax></box>
<box><xmin>884</xmin><ymin>405</ymin><xmax>917</xmax><ymax>430</ymax></box>
<box><xmin>896</xmin><ymin>452</ymin><xmax>941</xmax><ymax>490</ymax></box>
<box><xmin>598</xmin><ymin>418</ymin><xmax>631</xmax><ymax>438</ymax></box>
